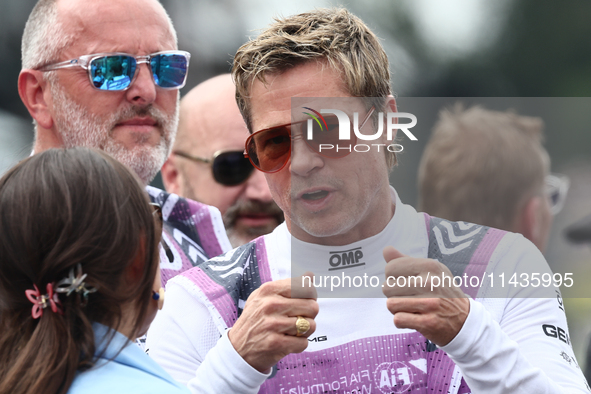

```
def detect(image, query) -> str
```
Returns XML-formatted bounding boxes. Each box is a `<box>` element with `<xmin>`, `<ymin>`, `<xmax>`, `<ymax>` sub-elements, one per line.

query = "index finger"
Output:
<box><xmin>385</xmin><ymin>257</ymin><xmax>443</xmax><ymax>279</ymax></box>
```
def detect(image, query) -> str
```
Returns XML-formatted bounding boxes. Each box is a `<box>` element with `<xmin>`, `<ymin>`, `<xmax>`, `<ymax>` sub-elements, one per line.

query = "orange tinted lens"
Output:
<box><xmin>247</xmin><ymin>126</ymin><xmax>291</xmax><ymax>172</ymax></box>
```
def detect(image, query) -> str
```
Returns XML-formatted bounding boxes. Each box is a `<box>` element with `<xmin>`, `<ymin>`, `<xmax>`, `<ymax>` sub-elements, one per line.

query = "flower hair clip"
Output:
<box><xmin>25</xmin><ymin>283</ymin><xmax>63</xmax><ymax>319</ymax></box>
<box><xmin>55</xmin><ymin>263</ymin><xmax>98</xmax><ymax>305</ymax></box>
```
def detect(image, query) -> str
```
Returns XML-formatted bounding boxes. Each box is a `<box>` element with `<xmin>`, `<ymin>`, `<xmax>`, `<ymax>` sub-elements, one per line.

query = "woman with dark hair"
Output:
<box><xmin>0</xmin><ymin>148</ymin><xmax>189</xmax><ymax>394</ymax></box>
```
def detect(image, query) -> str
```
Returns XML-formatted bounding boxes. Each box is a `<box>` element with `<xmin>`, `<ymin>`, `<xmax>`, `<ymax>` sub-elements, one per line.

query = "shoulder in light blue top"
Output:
<box><xmin>67</xmin><ymin>323</ymin><xmax>190</xmax><ymax>394</ymax></box>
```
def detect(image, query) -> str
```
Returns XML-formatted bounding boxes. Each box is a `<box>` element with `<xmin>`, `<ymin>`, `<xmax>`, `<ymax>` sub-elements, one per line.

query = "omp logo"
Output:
<box><xmin>328</xmin><ymin>247</ymin><xmax>364</xmax><ymax>271</ymax></box>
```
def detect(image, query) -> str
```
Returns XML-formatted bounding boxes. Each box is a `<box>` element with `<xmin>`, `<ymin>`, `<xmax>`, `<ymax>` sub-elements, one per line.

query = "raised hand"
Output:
<box><xmin>382</xmin><ymin>246</ymin><xmax>469</xmax><ymax>346</ymax></box>
<box><xmin>228</xmin><ymin>275</ymin><xmax>319</xmax><ymax>373</ymax></box>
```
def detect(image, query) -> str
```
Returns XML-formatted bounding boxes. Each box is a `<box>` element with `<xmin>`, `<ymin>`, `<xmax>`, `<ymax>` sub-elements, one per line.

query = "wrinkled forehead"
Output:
<box><xmin>56</xmin><ymin>0</ymin><xmax>177</xmax><ymax>55</ymax></box>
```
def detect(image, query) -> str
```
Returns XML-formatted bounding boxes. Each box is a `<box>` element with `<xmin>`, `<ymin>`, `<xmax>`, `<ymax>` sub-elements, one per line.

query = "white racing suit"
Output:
<box><xmin>147</xmin><ymin>188</ymin><xmax>589</xmax><ymax>393</ymax></box>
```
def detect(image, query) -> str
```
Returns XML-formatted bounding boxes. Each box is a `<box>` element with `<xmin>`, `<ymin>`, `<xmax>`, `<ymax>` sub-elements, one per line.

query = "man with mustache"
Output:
<box><xmin>18</xmin><ymin>0</ymin><xmax>230</xmax><ymax>288</ymax></box>
<box><xmin>161</xmin><ymin>74</ymin><xmax>283</xmax><ymax>248</ymax></box>
<box><xmin>147</xmin><ymin>7</ymin><xmax>588</xmax><ymax>394</ymax></box>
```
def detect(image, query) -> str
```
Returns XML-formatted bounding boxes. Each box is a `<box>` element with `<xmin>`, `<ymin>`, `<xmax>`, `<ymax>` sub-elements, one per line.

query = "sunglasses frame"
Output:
<box><xmin>37</xmin><ymin>50</ymin><xmax>191</xmax><ymax>91</ymax></box>
<box><xmin>244</xmin><ymin>106</ymin><xmax>376</xmax><ymax>173</ymax></box>
<box><xmin>545</xmin><ymin>173</ymin><xmax>570</xmax><ymax>215</ymax></box>
<box><xmin>173</xmin><ymin>150</ymin><xmax>255</xmax><ymax>186</ymax></box>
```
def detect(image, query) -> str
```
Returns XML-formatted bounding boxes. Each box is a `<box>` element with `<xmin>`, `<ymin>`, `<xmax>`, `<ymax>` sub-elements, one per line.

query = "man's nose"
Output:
<box><xmin>125</xmin><ymin>63</ymin><xmax>157</xmax><ymax>105</ymax></box>
<box><xmin>289</xmin><ymin>135</ymin><xmax>324</xmax><ymax>177</ymax></box>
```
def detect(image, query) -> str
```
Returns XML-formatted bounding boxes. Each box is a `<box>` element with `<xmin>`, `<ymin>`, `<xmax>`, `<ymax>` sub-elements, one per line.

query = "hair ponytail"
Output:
<box><xmin>0</xmin><ymin>308</ymin><xmax>90</xmax><ymax>394</ymax></box>
<box><xmin>0</xmin><ymin>148</ymin><xmax>159</xmax><ymax>394</ymax></box>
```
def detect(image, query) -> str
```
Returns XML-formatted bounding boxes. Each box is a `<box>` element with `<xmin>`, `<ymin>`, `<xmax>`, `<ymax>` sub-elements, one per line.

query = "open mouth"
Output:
<box><xmin>302</xmin><ymin>190</ymin><xmax>329</xmax><ymax>200</ymax></box>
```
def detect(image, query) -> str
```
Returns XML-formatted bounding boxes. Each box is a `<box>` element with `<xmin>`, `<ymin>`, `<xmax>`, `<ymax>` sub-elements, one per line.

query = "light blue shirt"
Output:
<box><xmin>68</xmin><ymin>323</ymin><xmax>190</xmax><ymax>393</ymax></box>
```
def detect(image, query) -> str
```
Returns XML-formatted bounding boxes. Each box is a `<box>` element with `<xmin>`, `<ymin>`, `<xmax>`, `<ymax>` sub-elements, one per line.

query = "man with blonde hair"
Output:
<box><xmin>148</xmin><ymin>8</ymin><xmax>587</xmax><ymax>393</ymax></box>
<box><xmin>418</xmin><ymin>105</ymin><xmax>568</xmax><ymax>252</ymax></box>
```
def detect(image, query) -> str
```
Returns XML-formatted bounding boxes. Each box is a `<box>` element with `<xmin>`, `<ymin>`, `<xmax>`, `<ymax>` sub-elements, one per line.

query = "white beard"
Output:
<box><xmin>50</xmin><ymin>81</ymin><xmax>179</xmax><ymax>185</ymax></box>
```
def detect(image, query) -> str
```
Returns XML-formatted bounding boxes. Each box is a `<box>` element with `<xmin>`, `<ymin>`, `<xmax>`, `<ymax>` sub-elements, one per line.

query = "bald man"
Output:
<box><xmin>161</xmin><ymin>74</ymin><xmax>283</xmax><ymax>247</ymax></box>
<box><xmin>18</xmin><ymin>0</ymin><xmax>231</xmax><ymax>289</ymax></box>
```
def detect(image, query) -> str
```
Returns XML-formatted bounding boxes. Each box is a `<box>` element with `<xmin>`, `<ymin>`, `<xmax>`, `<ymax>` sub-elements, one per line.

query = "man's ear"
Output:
<box><xmin>387</xmin><ymin>95</ymin><xmax>397</xmax><ymax>113</ymax></box>
<box><xmin>18</xmin><ymin>69</ymin><xmax>53</xmax><ymax>129</ymax></box>
<box><xmin>161</xmin><ymin>157</ymin><xmax>181</xmax><ymax>195</ymax></box>
<box><xmin>383</xmin><ymin>95</ymin><xmax>398</xmax><ymax>142</ymax></box>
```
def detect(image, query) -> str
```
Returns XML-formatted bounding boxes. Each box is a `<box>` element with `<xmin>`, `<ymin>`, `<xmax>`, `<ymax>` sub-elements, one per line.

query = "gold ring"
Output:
<box><xmin>295</xmin><ymin>316</ymin><xmax>310</xmax><ymax>337</ymax></box>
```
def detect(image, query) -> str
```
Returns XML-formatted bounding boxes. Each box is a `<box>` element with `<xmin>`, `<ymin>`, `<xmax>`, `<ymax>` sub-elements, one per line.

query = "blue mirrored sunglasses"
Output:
<box><xmin>37</xmin><ymin>50</ymin><xmax>190</xmax><ymax>91</ymax></box>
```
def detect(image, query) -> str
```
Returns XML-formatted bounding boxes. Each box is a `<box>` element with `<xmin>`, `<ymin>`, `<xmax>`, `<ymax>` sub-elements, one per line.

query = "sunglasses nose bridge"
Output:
<box><xmin>291</xmin><ymin>133</ymin><xmax>325</xmax><ymax>163</ymax></box>
<box><xmin>134</xmin><ymin>57</ymin><xmax>152</xmax><ymax>75</ymax></box>
<box><xmin>128</xmin><ymin>57</ymin><xmax>159</xmax><ymax>91</ymax></box>
<box><xmin>135</xmin><ymin>58</ymin><xmax>150</xmax><ymax>66</ymax></box>
<box><xmin>292</xmin><ymin>133</ymin><xmax>322</xmax><ymax>156</ymax></box>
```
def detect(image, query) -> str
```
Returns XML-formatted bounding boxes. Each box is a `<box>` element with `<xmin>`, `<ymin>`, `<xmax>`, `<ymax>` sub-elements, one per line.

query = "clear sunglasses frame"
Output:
<box><xmin>545</xmin><ymin>173</ymin><xmax>570</xmax><ymax>215</ymax></box>
<box><xmin>37</xmin><ymin>50</ymin><xmax>191</xmax><ymax>91</ymax></box>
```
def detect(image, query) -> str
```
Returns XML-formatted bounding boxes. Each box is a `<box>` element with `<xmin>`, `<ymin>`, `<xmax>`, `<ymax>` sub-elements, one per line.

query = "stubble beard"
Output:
<box><xmin>50</xmin><ymin>81</ymin><xmax>179</xmax><ymax>185</ymax></box>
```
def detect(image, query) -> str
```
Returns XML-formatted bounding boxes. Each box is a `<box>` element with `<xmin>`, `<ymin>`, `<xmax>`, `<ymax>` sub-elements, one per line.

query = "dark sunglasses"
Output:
<box><xmin>174</xmin><ymin>150</ymin><xmax>255</xmax><ymax>186</ymax></box>
<box><xmin>38</xmin><ymin>50</ymin><xmax>190</xmax><ymax>91</ymax></box>
<box><xmin>244</xmin><ymin>107</ymin><xmax>375</xmax><ymax>173</ymax></box>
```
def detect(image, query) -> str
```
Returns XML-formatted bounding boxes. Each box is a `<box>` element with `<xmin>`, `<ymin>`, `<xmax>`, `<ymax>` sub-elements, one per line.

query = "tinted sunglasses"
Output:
<box><xmin>244</xmin><ymin>107</ymin><xmax>375</xmax><ymax>173</ymax></box>
<box><xmin>38</xmin><ymin>50</ymin><xmax>190</xmax><ymax>91</ymax></box>
<box><xmin>174</xmin><ymin>150</ymin><xmax>254</xmax><ymax>186</ymax></box>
